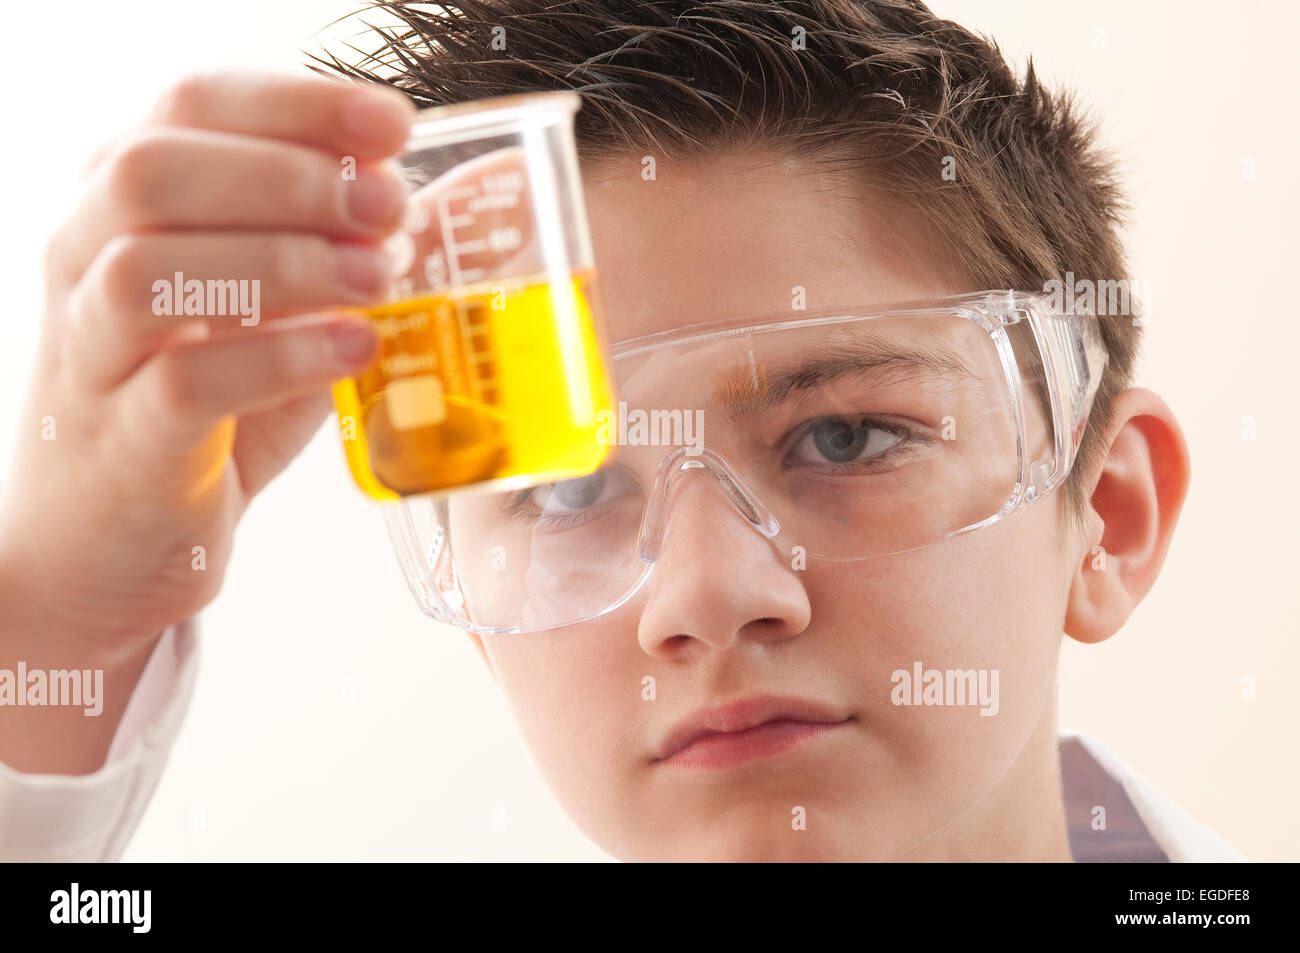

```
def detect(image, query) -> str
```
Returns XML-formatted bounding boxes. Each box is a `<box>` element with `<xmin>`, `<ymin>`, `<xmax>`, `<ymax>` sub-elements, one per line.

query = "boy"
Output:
<box><xmin>0</xmin><ymin>0</ymin><xmax>1240</xmax><ymax>861</ymax></box>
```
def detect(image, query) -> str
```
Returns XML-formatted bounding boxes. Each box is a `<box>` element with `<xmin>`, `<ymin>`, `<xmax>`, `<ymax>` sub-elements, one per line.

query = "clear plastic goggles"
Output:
<box><xmin>385</xmin><ymin>290</ymin><xmax>1108</xmax><ymax>635</ymax></box>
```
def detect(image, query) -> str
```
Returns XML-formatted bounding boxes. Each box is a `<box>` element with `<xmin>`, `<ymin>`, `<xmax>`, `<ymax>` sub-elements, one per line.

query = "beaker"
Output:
<box><xmin>332</xmin><ymin>91</ymin><xmax>617</xmax><ymax>499</ymax></box>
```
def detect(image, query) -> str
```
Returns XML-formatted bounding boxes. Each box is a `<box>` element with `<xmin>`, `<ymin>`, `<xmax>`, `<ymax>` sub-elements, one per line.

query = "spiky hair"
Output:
<box><xmin>311</xmin><ymin>0</ymin><xmax>1140</xmax><ymax>520</ymax></box>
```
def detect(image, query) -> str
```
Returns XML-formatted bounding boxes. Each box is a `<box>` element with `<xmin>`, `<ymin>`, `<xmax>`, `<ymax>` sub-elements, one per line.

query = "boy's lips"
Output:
<box><xmin>653</xmin><ymin>695</ymin><xmax>853</xmax><ymax>770</ymax></box>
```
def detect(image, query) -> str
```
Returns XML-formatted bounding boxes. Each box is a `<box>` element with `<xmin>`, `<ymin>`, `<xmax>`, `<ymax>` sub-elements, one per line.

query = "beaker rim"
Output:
<box><xmin>408</xmin><ymin>90</ymin><xmax>581</xmax><ymax>142</ymax></box>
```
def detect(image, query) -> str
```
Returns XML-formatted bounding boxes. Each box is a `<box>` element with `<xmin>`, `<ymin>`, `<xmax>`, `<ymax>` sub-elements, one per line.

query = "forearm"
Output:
<box><xmin>0</xmin><ymin>564</ymin><xmax>162</xmax><ymax>775</ymax></box>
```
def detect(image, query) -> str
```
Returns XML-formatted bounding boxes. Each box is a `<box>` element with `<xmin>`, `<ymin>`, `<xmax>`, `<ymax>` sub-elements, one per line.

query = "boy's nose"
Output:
<box><xmin>635</xmin><ymin>451</ymin><xmax>811</xmax><ymax>658</ymax></box>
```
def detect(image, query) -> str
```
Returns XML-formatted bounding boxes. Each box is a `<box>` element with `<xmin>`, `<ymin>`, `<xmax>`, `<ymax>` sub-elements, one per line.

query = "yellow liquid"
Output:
<box><xmin>332</xmin><ymin>269</ymin><xmax>616</xmax><ymax>499</ymax></box>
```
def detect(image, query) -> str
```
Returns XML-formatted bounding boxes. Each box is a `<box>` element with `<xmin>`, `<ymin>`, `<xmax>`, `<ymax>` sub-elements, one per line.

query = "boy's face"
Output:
<box><xmin>469</xmin><ymin>153</ymin><xmax>1084</xmax><ymax>861</ymax></box>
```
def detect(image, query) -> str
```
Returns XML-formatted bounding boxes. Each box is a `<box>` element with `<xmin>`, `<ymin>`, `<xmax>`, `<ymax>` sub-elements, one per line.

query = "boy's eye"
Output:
<box><xmin>788</xmin><ymin>417</ymin><xmax>905</xmax><ymax>466</ymax></box>
<box><xmin>533</xmin><ymin>471</ymin><xmax>606</xmax><ymax>511</ymax></box>
<box><xmin>525</xmin><ymin>467</ymin><xmax>636</xmax><ymax>515</ymax></box>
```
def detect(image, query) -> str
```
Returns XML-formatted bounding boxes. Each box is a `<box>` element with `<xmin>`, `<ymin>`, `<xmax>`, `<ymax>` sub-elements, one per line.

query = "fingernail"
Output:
<box><xmin>346</xmin><ymin>168</ymin><xmax>406</xmax><ymax>230</ymax></box>
<box><xmin>341</xmin><ymin>88</ymin><xmax>415</xmax><ymax>153</ymax></box>
<box><xmin>333</xmin><ymin>243</ymin><xmax>387</xmax><ymax>295</ymax></box>
<box><xmin>328</xmin><ymin>319</ymin><xmax>378</xmax><ymax>367</ymax></box>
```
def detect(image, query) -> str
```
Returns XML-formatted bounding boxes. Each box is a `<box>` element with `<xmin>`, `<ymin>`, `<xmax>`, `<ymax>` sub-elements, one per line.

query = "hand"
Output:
<box><xmin>0</xmin><ymin>71</ymin><xmax>416</xmax><ymax>655</ymax></box>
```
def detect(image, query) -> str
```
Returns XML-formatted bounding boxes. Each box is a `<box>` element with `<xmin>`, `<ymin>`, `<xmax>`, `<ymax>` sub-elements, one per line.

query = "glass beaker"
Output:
<box><xmin>333</xmin><ymin>91</ymin><xmax>617</xmax><ymax>499</ymax></box>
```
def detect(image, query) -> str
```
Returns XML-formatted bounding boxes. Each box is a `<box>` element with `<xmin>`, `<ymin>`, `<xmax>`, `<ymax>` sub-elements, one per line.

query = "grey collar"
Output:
<box><xmin>1061</xmin><ymin>734</ymin><xmax>1169</xmax><ymax>862</ymax></box>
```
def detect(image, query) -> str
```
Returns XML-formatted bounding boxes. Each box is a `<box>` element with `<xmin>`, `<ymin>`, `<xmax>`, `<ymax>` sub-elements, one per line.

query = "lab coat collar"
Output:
<box><xmin>1060</xmin><ymin>730</ymin><xmax>1243</xmax><ymax>862</ymax></box>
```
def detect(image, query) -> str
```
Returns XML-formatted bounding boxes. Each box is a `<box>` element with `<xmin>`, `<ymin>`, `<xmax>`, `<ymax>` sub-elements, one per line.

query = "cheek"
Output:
<box><xmin>482</xmin><ymin>622</ymin><xmax>643</xmax><ymax>819</ymax></box>
<box><xmin>802</xmin><ymin>506</ymin><xmax>1068</xmax><ymax>772</ymax></box>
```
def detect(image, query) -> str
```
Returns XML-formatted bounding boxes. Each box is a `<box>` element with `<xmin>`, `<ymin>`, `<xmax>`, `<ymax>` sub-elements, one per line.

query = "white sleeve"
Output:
<box><xmin>0</xmin><ymin>616</ymin><xmax>199</xmax><ymax>861</ymax></box>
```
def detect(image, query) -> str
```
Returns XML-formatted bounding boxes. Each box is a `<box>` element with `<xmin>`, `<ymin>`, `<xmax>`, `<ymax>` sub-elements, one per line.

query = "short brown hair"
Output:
<box><xmin>314</xmin><ymin>0</ymin><xmax>1140</xmax><ymax>524</ymax></box>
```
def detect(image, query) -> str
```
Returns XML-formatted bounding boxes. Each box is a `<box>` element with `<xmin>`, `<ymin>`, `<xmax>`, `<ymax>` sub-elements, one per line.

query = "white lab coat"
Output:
<box><xmin>0</xmin><ymin>619</ymin><xmax>1244</xmax><ymax>862</ymax></box>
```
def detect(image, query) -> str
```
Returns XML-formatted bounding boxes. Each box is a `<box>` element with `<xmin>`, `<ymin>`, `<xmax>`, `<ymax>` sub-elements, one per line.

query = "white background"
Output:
<box><xmin>0</xmin><ymin>0</ymin><xmax>1295</xmax><ymax>860</ymax></box>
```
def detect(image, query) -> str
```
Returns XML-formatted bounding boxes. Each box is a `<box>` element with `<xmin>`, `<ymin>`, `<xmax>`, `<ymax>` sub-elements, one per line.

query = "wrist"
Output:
<box><xmin>0</xmin><ymin>551</ymin><xmax>166</xmax><ymax>775</ymax></box>
<box><xmin>0</xmin><ymin>542</ymin><xmax>162</xmax><ymax>672</ymax></box>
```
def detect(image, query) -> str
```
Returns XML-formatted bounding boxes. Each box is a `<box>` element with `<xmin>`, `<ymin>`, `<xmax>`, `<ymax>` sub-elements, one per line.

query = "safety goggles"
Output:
<box><xmin>384</xmin><ymin>289</ymin><xmax>1108</xmax><ymax>635</ymax></box>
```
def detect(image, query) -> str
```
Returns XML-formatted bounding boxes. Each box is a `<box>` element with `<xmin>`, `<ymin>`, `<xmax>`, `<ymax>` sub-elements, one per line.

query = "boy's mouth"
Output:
<box><xmin>653</xmin><ymin>695</ymin><xmax>853</xmax><ymax>771</ymax></box>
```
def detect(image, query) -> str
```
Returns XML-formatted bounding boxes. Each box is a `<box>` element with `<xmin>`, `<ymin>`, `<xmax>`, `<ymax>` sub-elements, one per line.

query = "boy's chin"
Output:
<box><xmin>610</xmin><ymin>806</ymin><xmax>917</xmax><ymax>862</ymax></box>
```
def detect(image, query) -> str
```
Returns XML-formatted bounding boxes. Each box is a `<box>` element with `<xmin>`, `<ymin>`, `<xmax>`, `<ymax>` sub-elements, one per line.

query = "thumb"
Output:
<box><xmin>231</xmin><ymin>388</ymin><xmax>335</xmax><ymax>498</ymax></box>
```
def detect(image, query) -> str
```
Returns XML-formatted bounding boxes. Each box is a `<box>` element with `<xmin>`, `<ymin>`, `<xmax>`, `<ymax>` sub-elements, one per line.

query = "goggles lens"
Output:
<box><xmin>388</xmin><ymin>296</ymin><xmax>1088</xmax><ymax>633</ymax></box>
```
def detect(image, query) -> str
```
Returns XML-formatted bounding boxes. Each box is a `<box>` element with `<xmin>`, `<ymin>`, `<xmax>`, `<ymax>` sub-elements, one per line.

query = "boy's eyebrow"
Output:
<box><xmin>707</xmin><ymin>338</ymin><xmax>979</xmax><ymax>420</ymax></box>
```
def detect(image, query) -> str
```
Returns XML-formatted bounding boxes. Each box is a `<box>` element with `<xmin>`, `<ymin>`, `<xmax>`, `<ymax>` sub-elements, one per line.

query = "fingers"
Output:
<box><xmin>81</xmin><ymin>71</ymin><xmax>414</xmax><ymax>178</ymax></box>
<box><xmin>67</xmin><ymin>231</ymin><xmax>391</xmax><ymax>388</ymax></box>
<box><xmin>231</xmin><ymin>390</ymin><xmax>335</xmax><ymax>498</ymax></box>
<box><xmin>52</xmin><ymin>126</ymin><xmax>409</xmax><ymax>283</ymax></box>
<box><xmin>60</xmin><ymin>72</ymin><xmax>415</xmax><ymax>283</ymax></box>
<box><xmin>144</xmin><ymin>70</ymin><xmax>415</xmax><ymax>161</ymax></box>
<box><xmin>116</xmin><ymin>312</ymin><xmax>378</xmax><ymax>445</ymax></box>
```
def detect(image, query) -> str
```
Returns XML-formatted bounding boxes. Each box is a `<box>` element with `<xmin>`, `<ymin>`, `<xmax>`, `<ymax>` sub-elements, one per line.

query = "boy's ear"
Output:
<box><xmin>466</xmin><ymin>630</ymin><xmax>498</xmax><ymax>681</ymax></box>
<box><xmin>1064</xmin><ymin>387</ymin><xmax>1191</xmax><ymax>645</ymax></box>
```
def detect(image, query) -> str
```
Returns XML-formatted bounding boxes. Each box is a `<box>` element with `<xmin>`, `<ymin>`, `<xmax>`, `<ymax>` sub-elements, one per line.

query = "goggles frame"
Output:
<box><xmin>384</xmin><ymin>289</ymin><xmax>1110</xmax><ymax>635</ymax></box>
